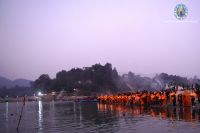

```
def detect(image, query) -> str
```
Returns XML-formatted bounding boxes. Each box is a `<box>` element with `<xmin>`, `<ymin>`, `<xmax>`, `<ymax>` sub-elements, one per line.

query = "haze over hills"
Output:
<box><xmin>0</xmin><ymin>63</ymin><xmax>200</xmax><ymax>97</ymax></box>
<box><xmin>0</xmin><ymin>77</ymin><xmax>31</xmax><ymax>88</ymax></box>
<box><xmin>0</xmin><ymin>62</ymin><xmax>200</xmax><ymax>94</ymax></box>
<box><xmin>32</xmin><ymin>63</ymin><xmax>200</xmax><ymax>95</ymax></box>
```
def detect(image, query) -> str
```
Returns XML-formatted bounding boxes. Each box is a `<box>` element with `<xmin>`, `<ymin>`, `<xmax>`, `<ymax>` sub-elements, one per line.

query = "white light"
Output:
<box><xmin>38</xmin><ymin>92</ymin><xmax>43</xmax><ymax>96</ymax></box>
<box><xmin>51</xmin><ymin>91</ymin><xmax>56</xmax><ymax>95</ymax></box>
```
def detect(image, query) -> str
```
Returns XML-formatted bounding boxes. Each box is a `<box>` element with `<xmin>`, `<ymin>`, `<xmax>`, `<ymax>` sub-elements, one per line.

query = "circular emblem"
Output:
<box><xmin>174</xmin><ymin>4</ymin><xmax>188</xmax><ymax>20</ymax></box>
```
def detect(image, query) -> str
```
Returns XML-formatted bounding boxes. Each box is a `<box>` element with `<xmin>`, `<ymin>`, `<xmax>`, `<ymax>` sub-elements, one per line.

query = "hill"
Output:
<box><xmin>0</xmin><ymin>77</ymin><xmax>31</xmax><ymax>88</ymax></box>
<box><xmin>33</xmin><ymin>63</ymin><xmax>200</xmax><ymax>95</ymax></box>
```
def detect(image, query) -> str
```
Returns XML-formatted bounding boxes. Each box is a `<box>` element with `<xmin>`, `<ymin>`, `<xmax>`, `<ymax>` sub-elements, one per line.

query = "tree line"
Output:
<box><xmin>32</xmin><ymin>63</ymin><xmax>120</xmax><ymax>95</ymax></box>
<box><xmin>1</xmin><ymin>63</ymin><xmax>200</xmax><ymax>97</ymax></box>
<box><xmin>32</xmin><ymin>63</ymin><xmax>200</xmax><ymax>95</ymax></box>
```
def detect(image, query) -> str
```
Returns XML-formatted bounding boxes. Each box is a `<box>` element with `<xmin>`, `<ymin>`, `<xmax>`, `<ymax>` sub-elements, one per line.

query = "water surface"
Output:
<box><xmin>0</xmin><ymin>101</ymin><xmax>200</xmax><ymax>133</ymax></box>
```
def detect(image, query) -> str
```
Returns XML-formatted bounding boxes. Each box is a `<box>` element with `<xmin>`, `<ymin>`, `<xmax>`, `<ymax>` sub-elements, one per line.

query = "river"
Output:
<box><xmin>0</xmin><ymin>101</ymin><xmax>200</xmax><ymax>133</ymax></box>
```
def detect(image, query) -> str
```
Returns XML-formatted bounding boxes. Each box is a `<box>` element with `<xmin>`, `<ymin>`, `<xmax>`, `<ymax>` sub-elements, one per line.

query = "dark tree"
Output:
<box><xmin>33</xmin><ymin>74</ymin><xmax>51</xmax><ymax>92</ymax></box>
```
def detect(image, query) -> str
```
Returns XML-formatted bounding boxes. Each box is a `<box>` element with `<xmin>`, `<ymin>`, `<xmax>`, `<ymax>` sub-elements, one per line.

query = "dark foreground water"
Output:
<box><xmin>0</xmin><ymin>101</ymin><xmax>200</xmax><ymax>133</ymax></box>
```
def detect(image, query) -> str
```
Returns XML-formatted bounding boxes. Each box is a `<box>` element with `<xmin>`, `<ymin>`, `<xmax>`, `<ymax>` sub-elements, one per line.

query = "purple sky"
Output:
<box><xmin>0</xmin><ymin>0</ymin><xmax>199</xmax><ymax>80</ymax></box>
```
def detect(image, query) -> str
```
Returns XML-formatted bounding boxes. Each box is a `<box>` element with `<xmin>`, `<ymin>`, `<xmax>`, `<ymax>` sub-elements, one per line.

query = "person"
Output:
<box><xmin>190</xmin><ymin>90</ymin><xmax>197</xmax><ymax>106</ymax></box>
<box><xmin>170</xmin><ymin>91</ymin><xmax>176</xmax><ymax>106</ymax></box>
<box><xmin>178</xmin><ymin>94</ymin><xmax>183</xmax><ymax>106</ymax></box>
<box><xmin>184</xmin><ymin>90</ymin><xmax>191</xmax><ymax>106</ymax></box>
<box><xmin>161</xmin><ymin>92</ymin><xmax>167</xmax><ymax>106</ymax></box>
<box><xmin>22</xmin><ymin>96</ymin><xmax>26</xmax><ymax>105</ymax></box>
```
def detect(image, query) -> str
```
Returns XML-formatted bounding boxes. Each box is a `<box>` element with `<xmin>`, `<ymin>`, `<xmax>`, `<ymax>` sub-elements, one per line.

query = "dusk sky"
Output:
<box><xmin>0</xmin><ymin>0</ymin><xmax>199</xmax><ymax>80</ymax></box>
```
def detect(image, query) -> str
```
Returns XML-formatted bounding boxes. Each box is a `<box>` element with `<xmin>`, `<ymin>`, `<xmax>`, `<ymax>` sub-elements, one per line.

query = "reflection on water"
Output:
<box><xmin>79</xmin><ymin>103</ymin><xmax>82</xmax><ymax>121</ymax></box>
<box><xmin>0</xmin><ymin>101</ymin><xmax>200</xmax><ymax>133</ymax></box>
<box><xmin>97</xmin><ymin>103</ymin><xmax>200</xmax><ymax>122</ymax></box>
<box><xmin>6</xmin><ymin>102</ymin><xmax>8</xmax><ymax>122</ymax></box>
<box><xmin>38</xmin><ymin>100</ymin><xmax>43</xmax><ymax>131</ymax></box>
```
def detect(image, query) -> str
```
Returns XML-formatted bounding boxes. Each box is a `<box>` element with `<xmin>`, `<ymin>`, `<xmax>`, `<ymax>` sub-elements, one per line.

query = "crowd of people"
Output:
<box><xmin>98</xmin><ymin>89</ymin><xmax>200</xmax><ymax>107</ymax></box>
